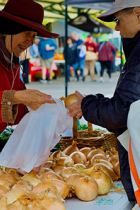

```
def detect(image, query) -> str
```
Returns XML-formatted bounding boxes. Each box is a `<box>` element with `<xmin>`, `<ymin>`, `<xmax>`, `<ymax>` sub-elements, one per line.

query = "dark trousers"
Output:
<box><xmin>100</xmin><ymin>61</ymin><xmax>112</xmax><ymax>78</ymax></box>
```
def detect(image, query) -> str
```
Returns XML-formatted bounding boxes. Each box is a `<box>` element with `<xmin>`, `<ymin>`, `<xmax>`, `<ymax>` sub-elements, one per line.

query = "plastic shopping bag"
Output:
<box><xmin>0</xmin><ymin>99</ymin><xmax>73</xmax><ymax>173</ymax></box>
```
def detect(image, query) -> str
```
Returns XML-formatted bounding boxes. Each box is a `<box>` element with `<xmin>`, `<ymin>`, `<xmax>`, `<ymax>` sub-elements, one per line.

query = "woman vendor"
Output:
<box><xmin>0</xmin><ymin>0</ymin><xmax>59</xmax><ymax>133</ymax></box>
<box><xmin>68</xmin><ymin>0</ymin><xmax>140</xmax><ymax>203</ymax></box>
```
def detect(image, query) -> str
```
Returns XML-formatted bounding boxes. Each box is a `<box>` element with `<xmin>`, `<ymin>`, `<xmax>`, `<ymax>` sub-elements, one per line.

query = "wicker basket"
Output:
<box><xmin>102</xmin><ymin>132</ymin><xmax>118</xmax><ymax>151</ymax></box>
<box><xmin>59</xmin><ymin>136</ymin><xmax>105</xmax><ymax>150</ymax></box>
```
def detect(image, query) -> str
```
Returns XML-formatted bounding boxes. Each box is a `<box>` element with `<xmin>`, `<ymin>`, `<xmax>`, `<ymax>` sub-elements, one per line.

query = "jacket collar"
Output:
<box><xmin>122</xmin><ymin>30</ymin><xmax>140</xmax><ymax>60</ymax></box>
<box><xmin>0</xmin><ymin>34</ymin><xmax>19</xmax><ymax>70</ymax></box>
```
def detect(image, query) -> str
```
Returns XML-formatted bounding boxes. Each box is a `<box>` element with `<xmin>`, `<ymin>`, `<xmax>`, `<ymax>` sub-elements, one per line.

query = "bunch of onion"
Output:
<box><xmin>52</xmin><ymin>179</ymin><xmax>70</xmax><ymax>199</ymax></box>
<box><xmin>75</xmin><ymin>176</ymin><xmax>98</xmax><ymax>201</ymax></box>
<box><xmin>55</xmin><ymin>156</ymin><xmax>74</xmax><ymax>167</ymax></box>
<box><xmin>63</xmin><ymin>141</ymin><xmax>79</xmax><ymax>156</ymax></box>
<box><xmin>76</xmin><ymin>165</ymin><xmax>95</xmax><ymax>177</ymax></box>
<box><xmin>92</xmin><ymin>159</ymin><xmax>113</xmax><ymax>170</ymax></box>
<box><xmin>40</xmin><ymin>171</ymin><xmax>63</xmax><ymax>182</ymax></box>
<box><xmin>7</xmin><ymin>200</ymin><xmax>29</xmax><ymax>210</ymax></box>
<box><xmin>5</xmin><ymin>188</ymin><xmax>25</xmax><ymax>205</ymax></box>
<box><xmin>91</xmin><ymin>154</ymin><xmax>107</xmax><ymax>164</ymax></box>
<box><xmin>50</xmin><ymin>149</ymin><xmax>67</xmax><ymax>160</ymax></box>
<box><xmin>90</xmin><ymin>169</ymin><xmax>112</xmax><ymax>195</ymax></box>
<box><xmin>28</xmin><ymin>201</ymin><xmax>47</xmax><ymax>210</ymax></box>
<box><xmin>111</xmin><ymin>147</ymin><xmax>119</xmax><ymax>156</ymax></box>
<box><xmin>70</xmin><ymin>151</ymin><xmax>87</xmax><ymax>164</ymax></box>
<box><xmin>0</xmin><ymin>185</ymin><xmax>9</xmax><ymax>197</ymax></box>
<box><xmin>114</xmin><ymin>161</ymin><xmax>120</xmax><ymax>178</ymax></box>
<box><xmin>12</xmin><ymin>180</ymin><xmax>33</xmax><ymax>192</ymax></box>
<box><xmin>0</xmin><ymin>196</ymin><xmax>7</xmax><ymax>210</ymax></box>
<box><xmin>87</xmin><ymin>148</ymin><xmax>105</xmax><ymax>162</ymax></box>
<box><xmin>73</xmin><ymin>163</ymin><xmax>86</xmax><ymax>170</ymax></box>
<box><xmin>107</xmin><ymin>151</ymin><xmax>119</xmax><ymax>167</ymax></box>
<box><xmin>80</xmin><ymin>147</ymin><xmax>92</xmax><ymax>158</ymax></box>
<box><xmin>21</xmin><ymin>171</ymin><xmax>41</xmax><ymax>187</ymax></box>
<box><xmin>0</xmin><ymin>180</ymin><xmax>13</xmax><ymax>190</ymax></box>
<box><xmin>6</xmin><ymin>168</ymin><xmax>22</xmax><ymax>181</ymax></box>
<box><xmin>66</xmin><ymin>174</ymin><xmax>83</xmax><ymax>197</ymax></box>
<box><xmin>60</xmin><ymin>167</ymin><xmax>78</xmax><ymax>180</ymax></box>
<box><xmin>94</xmin><ymin>163</ymin><xmax>118</xmax><ymax>181</ymax></box>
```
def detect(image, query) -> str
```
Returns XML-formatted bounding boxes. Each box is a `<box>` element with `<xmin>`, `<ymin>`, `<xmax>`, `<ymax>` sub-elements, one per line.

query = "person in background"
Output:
<box><xmin>97</xmin><ymin>34</ymin><xmax>116</xmax><ymax>82</ymax></box>
<box><xmin>29</xmin><ymin>38</ymin><xmax>39</xmax><ymax>58</ymax></box>
<box><xmin>63</xmin><ymin>37</ymin><xmax>79</xmax><ymax>82</ymax></box>
<box><xmin>83</xmin><ymin>34</ymin><xmax>98</xmax><ymax>82</ymax></box>
<box><xmin>38</xmin><ymin>37</ymin><xmax>57</xmax><ymax>83</ymax></box>
<box><xmin>20</xmin><ymin>48</ymin><xmax>31</xmax><ymax>84</ymax></box>
<box><xmin>71</xmin><ymin>32</ymin><xmax>85</xmax><ymax>81</ymax></box>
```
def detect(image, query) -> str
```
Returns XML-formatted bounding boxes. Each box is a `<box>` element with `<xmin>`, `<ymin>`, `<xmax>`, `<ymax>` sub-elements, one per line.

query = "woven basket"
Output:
<box><xmin>102</xmin><ymin>132</ymin><xmax>118</xmax><ymax>151</ymax></box>
<box><xmin>59</xmin><ymin>136</ymin><xmax>105</xmax><ymax>150</ymax></box>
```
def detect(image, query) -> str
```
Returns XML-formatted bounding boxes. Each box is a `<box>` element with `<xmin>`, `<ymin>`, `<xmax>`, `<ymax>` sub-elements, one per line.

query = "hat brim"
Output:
<box><xmin>0</xmin><ymin>11</ymin><xmax>60</xmax><ymax>38</ymax></box>
<box><xmin>97</xmin><ymin>8</ymin><xmax>124</xmax><ymax>22</ymax></box>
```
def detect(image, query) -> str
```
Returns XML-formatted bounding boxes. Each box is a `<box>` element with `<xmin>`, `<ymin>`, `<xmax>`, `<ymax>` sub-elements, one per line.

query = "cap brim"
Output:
<box><xmin>0</xmin><ymin>11</ymin><xmax>60</xmax><ymax>38</ymax></box>
<box><xmin>97</xmin><ymin>8</ymin><xmax>124</xmax><ymax>22</ymax></box>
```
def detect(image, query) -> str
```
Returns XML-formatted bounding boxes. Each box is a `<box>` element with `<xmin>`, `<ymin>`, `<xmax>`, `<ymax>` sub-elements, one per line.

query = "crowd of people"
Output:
<box><xmin>64</xmin><ymin>32</ymin><xmax>117</xmax><ymax>83</ymax></box>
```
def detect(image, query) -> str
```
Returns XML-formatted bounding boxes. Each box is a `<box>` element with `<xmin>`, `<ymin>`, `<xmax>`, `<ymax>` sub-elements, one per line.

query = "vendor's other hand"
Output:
<box><xmin>67</xmin><ymin>91</ymin><xmax>84</xmax><ymax>119</ymax></box>
<box><xmin>13</xmin><ymin>89</ymin><xmax>55</xmax><ymax>110</ymax></box>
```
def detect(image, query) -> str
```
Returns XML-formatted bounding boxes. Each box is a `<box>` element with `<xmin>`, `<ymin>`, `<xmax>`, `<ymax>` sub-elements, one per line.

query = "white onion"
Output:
<box><xmin>70</xmin><ymin>151</ymin><xmax>87</xmax><ymax>164</ymax></box>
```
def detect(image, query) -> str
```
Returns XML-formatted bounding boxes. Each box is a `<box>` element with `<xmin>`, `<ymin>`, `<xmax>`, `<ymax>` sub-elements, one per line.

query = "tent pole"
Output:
<box><xmin>65</xmin><ymin>5</ymin><xmax>68</xmax><ymax>97</ymax></box>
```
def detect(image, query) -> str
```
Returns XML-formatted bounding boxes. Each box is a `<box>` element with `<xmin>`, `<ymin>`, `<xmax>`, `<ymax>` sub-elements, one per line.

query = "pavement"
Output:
<box><xmin>26</xmin><ymin>71</ymin><xmax>120</xmax><ymax>99</ymax></box>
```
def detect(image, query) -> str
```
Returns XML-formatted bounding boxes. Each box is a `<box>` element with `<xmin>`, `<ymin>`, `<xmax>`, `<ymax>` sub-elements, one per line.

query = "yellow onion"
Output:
<box><xmin>52</xmin><ymin>179</ymin><xmax>70</xmax><ymax>199</ymax></box>
<box><xmin>52</xmin><ymin>166</ymin><xmax>66</xmax><ymax>175</ymax></box>
<box><xmin>108</xmin><ymin>156</ymin><xmax>119</xmax><ymax>168</ymax></box>
<box><xmin>56</xmin><ymin>156</ymin><xmax>74</xmax><ymax>167</ymax></box>
<box><xmin>7</xmin><ymin>169</ymin><xmax>22</xmax><ymax>181</ymax></box>
<box><xmin>94</xmin><ymin>163</ymin><xmax>118</xmax><ymax>181</ymax></box>
<box><xmin>92</xmin><ymin>159</ymin><xmax>113</xmax><ymax>169</ymax></box>
<box><xmin>91</xmin><ymin>154</ymin><xmax>107</xmax><ymax>164</ymax></box>
<box><xmin>60</xmin><ymin>93</ymin><xmax>78</xmax><ymax>108</ymax></box>
<box><xmin>70</xmin><ymin>151</ymin><xmax>87</xmax><ymax>164</ymax></box>
<box><xmin>43</xmin><ymin>161</ymin><xmax>53</xmax><ymax>169</ymax></box>
<box><xmin>21</xmin><ymin>171</ymin><xmax>41</xmax><ymax>187</ymax></box>
<box><xmin>0</xmin><ymin>196</ymin><xmax>7</xmax><ymax>210</ymax></box>
<box><xmin>7</xmin><ymin>201</ymin><xmax>28</xmax><ymax>210</ymax></box>
<box><xmin>80</xmin><ymin>147</ymin><xmax>91</xmax><ymax>158</ymax></box>
<box><xmin>5</xmin><ymin>188</ymin><xmax>25</xmax><ymax>205</ymax></box>
<box><xmin>76</xmin><ymin>166</ymin><xmax>95</xmax><ymax>177</ymax></box>
<box><xmin>0</xmin><ymin>180</ymin><xmax>13</xmax><ymax>189</ymax></box>
<box><xmin>114</xmin><ymin>161</ymin><xmax>120</xmax><ymax>178</ymax></box>
<box><xmin>0</xmin><ymin>185</ymin><xmax>9</xmax><ymax>196</ymax></box>
<box><xmin>41</xmin><ymin>171</ymin><xmax>63</xmax><ymax>182</ymax></box>
<box><xmin>50</xmin><ymin>149</ymin><xmax>67</xmax><ymax>160</ymax></box>
<box><xmin>28</xmin><ymin>201</ymin><xmax>47</xmax><ymax>210</ymax></box>
<box><xmin>87</xmin><ymin>148</ymin><xmax>105</xmax><ymax>162</ymax></box>
<box><xmin>75</xmin><ymin>176</ymin><xmax>98</xmax><ymax>201</ymax></box>
<box><xmin>66</xmin><ymin>174</ymin><xmax>83</xmax><ymax>187</ymax></box>
<box><xmin>73</xmin><ymin>163</ymin><xmax>86</xmax><ymax>170</ymax></box>
<box><xmin>38</xmin><ymin>196</ymin><xmax>66</xmax><ymax>210</ymax></box>
<box><xmin>90</xmin><ymin>170</ymin><xmax>112</xmax><ymax>195</ymax></box>
<box><xmin>0</xmin><ymin>174</ymin><xmax>17</xmax><ymax>184</ymax></box>
<box><xmin>33</xmin><ymin>179</ymin><xmax>58</xmax><ymax>194</ymax></box>
<box><xmin>12</xmin><ymin>180</ymin><xmax>33</xmax><ymax>192</ymax></box>
<box><xmin>60</xmin><ymin>167</ymin><xmax>78</xmax><ymax>180</ymax></box>
<box><xmin>63</xmin><ymin>141</ymin><xmax>79</xmax><ymax>156</ymax></box>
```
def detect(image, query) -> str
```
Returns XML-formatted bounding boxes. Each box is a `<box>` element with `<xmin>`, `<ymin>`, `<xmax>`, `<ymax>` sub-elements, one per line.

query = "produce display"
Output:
<box><xmin>0</xmin><ymin>141</ymin><xmax>122</xmax><ymax>209</ymax></box>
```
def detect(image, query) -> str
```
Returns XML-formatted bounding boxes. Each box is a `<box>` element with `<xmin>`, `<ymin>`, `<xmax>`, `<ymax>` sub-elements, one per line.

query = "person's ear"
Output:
<box><xmin>133</xmin><ymin>7</ymin><xmax>140</xmax><ymax>21</ymax></box>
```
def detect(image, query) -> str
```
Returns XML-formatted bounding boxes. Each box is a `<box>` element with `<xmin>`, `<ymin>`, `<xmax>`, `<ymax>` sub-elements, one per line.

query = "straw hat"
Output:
<box><xmin>0</xmin><ymin>0</ymin><xmax>59</xmax><ymax>38</ymax></box>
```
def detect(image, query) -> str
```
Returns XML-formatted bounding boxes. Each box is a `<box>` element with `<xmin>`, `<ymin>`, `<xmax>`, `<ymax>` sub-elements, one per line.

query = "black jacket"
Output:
<box><xmin>81</xmin><ymin>31</ymin><xmax>140</xmax><ymax>202</ymax></box>
<box><xmin>63</xmin><ymin>43</ymin><xmax>79</xmax><ymax>65</ymax></box>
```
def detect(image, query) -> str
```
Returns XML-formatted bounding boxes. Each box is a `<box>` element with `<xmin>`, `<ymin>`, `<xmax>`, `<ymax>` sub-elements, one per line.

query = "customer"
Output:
<box><xmin>20</xmin><ymin>48</ymin><xmax>31</xmax><ymax>84</ymax></box>
<box><xmin>38</xmin><ymin>37</ymin><xmax>57</xmax><ymax>83</ymax></box>
<box><xmin>97</xmin><ymin>34</ymin><xmax>116</xmax><ymax>82</ymax></box>
<box><xmin>67</xmin><ymin>0</ymin><xmax>140</xmax><ymax>203</ymax></box>
<box><xmin>71</xmin><ymin>32</ymin><xmax>85</xmax><ymax>81</ymax></box>
<box><xmin>0</xmin><ymin>0</ymin><xmax>59</xmax><ymax>133</ymax></box>
<box><xmin>29</xmin><ymin>38</ymin><xmax>39</xmax><ymax>58</ymax></box>
<box><xmin>63</xmin><ymin>37</ymin><xmax>79</xmax><ymax>82</ymax></box>
<box><xmin>84</xmin><ymin>35</ymin><xmax>98</xmax><ymax>82</ymax></box>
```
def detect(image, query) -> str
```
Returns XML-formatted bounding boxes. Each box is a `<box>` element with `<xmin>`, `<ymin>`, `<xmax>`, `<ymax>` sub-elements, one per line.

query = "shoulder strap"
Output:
<box><xmin>98</xmin><ymin>42</ymin><xmax>106</xmax><ymax>52</ymax></box>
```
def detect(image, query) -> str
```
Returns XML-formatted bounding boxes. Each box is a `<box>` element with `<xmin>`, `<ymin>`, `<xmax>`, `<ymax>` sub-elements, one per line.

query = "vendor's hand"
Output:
<box><xmin>13</xmin><ymin>89</ymin><xmax>55</xmax><ymax>111</ymax></box>
<box><xmin>67</xmin><ymin>91</ymin><xmax>84</xmax><ymax>119</ymax></box>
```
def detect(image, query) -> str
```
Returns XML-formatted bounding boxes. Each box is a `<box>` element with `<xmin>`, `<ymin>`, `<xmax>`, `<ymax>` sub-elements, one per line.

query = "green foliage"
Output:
<box><xmin>43</xmin><ymin>22</ymin><xmax>52</xmax><ymax>32</ymax></box>
<box><xmin>78</xmin><ymin>124</ymin><xmax>88</xmax><ymax>130</ymax></box>
<box><xmin>0</xmin><ymin>128</ymin><xmax>14</xmax><ymax>141</ymax></box>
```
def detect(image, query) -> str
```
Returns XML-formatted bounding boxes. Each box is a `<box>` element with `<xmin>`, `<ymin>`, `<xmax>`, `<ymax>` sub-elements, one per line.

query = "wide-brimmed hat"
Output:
<box><xmin>0</xmin><ymin>0</ymin><xmax>59</xmax><ymax>38</ymax></box>
<box><xmin>98</xmin><ymin>0</ymin><xmax>140</xmax><ymax>22</ymax></box>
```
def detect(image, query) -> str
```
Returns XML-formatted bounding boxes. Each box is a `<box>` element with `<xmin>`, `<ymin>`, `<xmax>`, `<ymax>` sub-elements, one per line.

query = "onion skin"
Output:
<box><xmin>75</xmin><ymin>176</ymin><xmax>98</xmax><ymax>201</ymax></box>
<box><xmin>60</xmin><ymin>167</ymin><xmax>78</xmax><ymax>180</ymax></box>
<box><xmin>33</xmin><ymin>181</ymin><xmax>58</xmax><ymax>194</ymax></box>
<box><xmin>87</xmin><ymin>148</ymin><xmax>105</xmax><ymax>162</ymax></box>
<box><xmin>73</xmin><ymin>163</ymin><xmax>86</xmax><ymax>170</ymax></box>
<box><xmin>38</xmin><ymin>196</ymin><xmax>66</xmax><ymax>210</ymax></box>
<box><xmin>108</xmin><ymin>156</ymin><xmax>119</xmax><ymax>168</ymax></box>
<box><xmin>66</xmin><ymin>174</ymin><xmax>83</xmax><ymax>187</ymax></box>
<box><xmin>52</xmin><ymin>179</ymin><xmax>70</xmax><ymax>199</ymax></box>
<box><xmin>0</xmin><ymin>174</ymin><xmax>17</xmax><ymax>184</ymax></box>
<box><xmin>63</xmin><ymin>141</ymin><xmax>79</xmax><ymax>156</ymax></box>
<box><xmin>92</xmin><ymin>159</ymin><xmax>113</xmax><ymax>169</ymax></box>
<box><xmin>70</xmin><ymin>151</ymin><xmax>87</xmax><ymax>164</ymax></box>
<box><xmin>61</xmin><ymin>93</ymin><xmax>78</xmax><ymax>107</ymax></box>
<box><xmin>52</xmin><ymin>166</ymin><xmax>66</xmax><ymax>175</ymax></box>
<box><xmin>90</xmin><ymin>170</ymin><xmax>112</xmax><ymax>195</ymax></box>
<box><xmin>43</xmin><ymin>161</ymin><xmax>53</xmax><ymax>169</ymax></box>
<box><xmin>80</xmin><ymin>147</ymin><xmax>91</xmax><ymax>158</ymax></box>
<box><xmin>91</xmin><ymin>154</ymin><xmax>107</xmax><ymax>163</ymax></box>
<box><xmin>94</xmin><ymin>163</ymin><xmax>118</xmax><ymax>181</ymax></box>
<box><xmin>56</xmin><ymin>157</ymin><xmax>74</xmax><ymax>167</ymax></box>
<box><xmin>0</xmin><ymin>185</ymin><xmax>9</xmax><ymax>196</ymax></box>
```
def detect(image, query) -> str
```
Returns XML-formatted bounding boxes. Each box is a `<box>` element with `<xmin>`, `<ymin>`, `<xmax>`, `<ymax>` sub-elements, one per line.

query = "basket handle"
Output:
<box><xmin>88</xmin><ymin>122</ymin><xmax>93</xmax><ymax>132</ymax></box>
<box><xmin>73</xmin><ymin>117</ymin><xmax>78</xmax><ymax>139</ymax></box>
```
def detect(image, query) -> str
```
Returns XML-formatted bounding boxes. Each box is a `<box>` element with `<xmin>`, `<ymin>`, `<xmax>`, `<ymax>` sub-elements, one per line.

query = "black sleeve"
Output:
<box><xmin>63</xmin><ymin>48</ymin><xmax>66</xmax><ymax>60</ymax></box>
<box><xmin>81</xmin><ymin>62</ymin><xmax>140</xmax><ymax>130</ymax></box>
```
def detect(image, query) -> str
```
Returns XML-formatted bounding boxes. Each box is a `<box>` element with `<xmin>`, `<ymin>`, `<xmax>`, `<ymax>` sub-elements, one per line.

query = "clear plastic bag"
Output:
<box><xmin>0</xmin><ymin>99</ymin><xmax>72</xmax><ymax>172</ymax></box>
